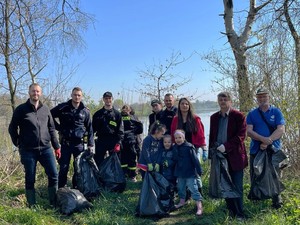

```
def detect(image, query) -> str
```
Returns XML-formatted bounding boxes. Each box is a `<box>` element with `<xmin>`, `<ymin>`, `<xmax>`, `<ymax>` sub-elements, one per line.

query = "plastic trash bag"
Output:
<box><xmin>136</xmin><ymin>172</ymin><xmax>171</xmax><ymax>217</ymax></box>
<box><xmin>56</xmin><ymin>187</ymin><xmax>93</xmax><ymax>215</ymax></box>
<box><xmin>209</xmin><ymin>148</ymin><xmax>240</xmax><ymax>199</ymax></box>
<box><xmin>74</xmin><ymin>151</ymin><xmax>101</xmax><ymax>199</ymax></box>
<box><xmin>98</xmin><ymin>152</ymin><xmax>126</xmax><ymax>193</ymax></box>
<box><xmin>248</xmin><ymin>149</ymin><xmax>285</xmax><ymax>200</ymax></box>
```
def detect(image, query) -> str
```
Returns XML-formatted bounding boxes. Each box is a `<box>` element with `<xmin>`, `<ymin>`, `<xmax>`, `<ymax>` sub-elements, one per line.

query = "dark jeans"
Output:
<box><xmin>94</xmin><ymin>137</ymin><xmax>117</xmax><ymax>167</ymax></box>
<box><xmin>20</xmin><ymin>147</ymin><xmax>58</xmax><ymax>190</ymax></box>
<box><xmin>58</xmin><ymin>142</ymin><xmax>84</xmax><ymax>188</ymax></box>
<box><xmin>225</xmin><ymin>169</ymin><xmax>244</xmax><ymax>217</ymax></box>
<box><xmin>120</xmin><ymin>142</ymin><xmax>137</xmax><ymax>178</ymax></box>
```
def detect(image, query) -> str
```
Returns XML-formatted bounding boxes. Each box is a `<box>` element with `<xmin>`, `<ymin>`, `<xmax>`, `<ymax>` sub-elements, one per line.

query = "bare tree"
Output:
<box><xmin>222</xmin><ymin>0</ymin><xmax>272</xmax><ymax>112</ymax></box>
<box><xmin>0</xmin><ymin>0</ymin><xmax>94</xmax><ymax>111</ymax></box>
<box><xmin>135</xmin><ymin>51</ymin><xmax>193</xmax><ymax>102</ymax></box>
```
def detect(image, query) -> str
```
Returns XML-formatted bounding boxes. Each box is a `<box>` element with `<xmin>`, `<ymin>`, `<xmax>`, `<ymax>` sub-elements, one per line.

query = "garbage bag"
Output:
<box><xmin>248</xmin><ymin>149</ymin><xmax>285</xmax><ymax>200</ymax></box>
<box><xmin>98</xmin><ymin>152</ymin><xmax>126</xmax><ymax>193</ymax></box>
<box><xmin>74</xmin><ymin>151</ymin><xmax>101</xmax><ymax>199</ymax></box>
<box><xmin>208</xmin><ymin>148</ymin><xmax>240</xmax><ymax>199</ymax></box>
<box><xmin>136</xmin><ymin>172</ymin><xmax>172</xmax><ymax>217</ymax></box>
<box><xmin>56</xmin><ymin>187</ymin><xmax>93</xmax><ymax>215</ymax></box>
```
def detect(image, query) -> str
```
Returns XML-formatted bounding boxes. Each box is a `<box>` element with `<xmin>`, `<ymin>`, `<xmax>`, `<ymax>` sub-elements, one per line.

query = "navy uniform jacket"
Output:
<box><xmin>51</xmin><ymin>100</ymin><xmax>94</xmax><ymax>147</ymax></box>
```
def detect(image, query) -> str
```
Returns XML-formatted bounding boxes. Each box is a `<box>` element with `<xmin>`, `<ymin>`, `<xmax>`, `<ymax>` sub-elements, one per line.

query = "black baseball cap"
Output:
<box><xmin>151</xmin><ymin>99</ymin><xmax>162</xmax><ymax>106</ymax></box>
<box><xmin>103</xmin><ymin>91</ymin><xmax>113</xmax><ymax>98</ymax></box>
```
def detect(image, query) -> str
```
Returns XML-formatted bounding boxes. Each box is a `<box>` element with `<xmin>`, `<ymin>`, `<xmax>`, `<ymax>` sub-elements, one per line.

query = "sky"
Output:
<box><xmin>69</xmin><ymin>1</ymin><xmax>245</xmax><ymax>104</ymax></box>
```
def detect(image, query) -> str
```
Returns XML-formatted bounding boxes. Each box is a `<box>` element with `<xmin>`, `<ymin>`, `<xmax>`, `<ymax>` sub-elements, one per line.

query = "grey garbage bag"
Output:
<box><xmin>248</xmin><ymin>149</ymin><xmax>285</xmax><ymax>200</ymax></box>
<box><xmin>74</xmin><ymin>151</ymin><xmax>101</xmax><ymax>199</ymax></box>
<box><xmin>208</xmin><ymin>147</ymin><xmax>240</xmax><ymax>199</ymax></box>
<box><xmin>56</xmin><ymin>187</ymin><xmax>93</xmax><ymax>215</ymax></box>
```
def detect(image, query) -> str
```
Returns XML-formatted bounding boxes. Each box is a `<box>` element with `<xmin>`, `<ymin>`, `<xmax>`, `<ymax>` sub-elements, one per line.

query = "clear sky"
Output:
<box><xmin>70</xmin><ymin>1</ymin><xmax>245</xmax><ymax>104</ymax></box>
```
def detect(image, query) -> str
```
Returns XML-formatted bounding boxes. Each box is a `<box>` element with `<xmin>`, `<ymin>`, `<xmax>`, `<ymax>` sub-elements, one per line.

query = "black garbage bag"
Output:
<box><xmin>209</xmin><ymin>148</ymin><xmax>240</xmax><ymax>199</ymax></box>
<box><xmin>98</xmin><ymin>152</ymin><xmax>126</xmax><ymax>193</ymax></box>
<box><xmin>56</xmin><ymin>187</ymin><xmax>93</xmax><ymax>215</ymax></box>
<box><xmin>248</xmin><ymin>149</ymin><xmax>285</xmax><ymax>200</ymax></box>
<box><xmin>74</xmin><ymin>151</ymin><xmax>101</xmax><ymax>199</ymax></box>
<box><xmin>136</xmin><ymin>172</ymin><xmax>172</xmax><ymax>217</ymax></box>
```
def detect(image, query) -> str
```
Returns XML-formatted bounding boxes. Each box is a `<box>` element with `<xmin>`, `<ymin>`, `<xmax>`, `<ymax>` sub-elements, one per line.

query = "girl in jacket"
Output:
<box><xmin>137</xmin><ymin>121</ymin><xmax>166</xmax><ymax>177</ymax></box>
<box><xmin>173</xmin><ymin>129</ymin><xmax>203</xmax><ymax>216</ymax></box>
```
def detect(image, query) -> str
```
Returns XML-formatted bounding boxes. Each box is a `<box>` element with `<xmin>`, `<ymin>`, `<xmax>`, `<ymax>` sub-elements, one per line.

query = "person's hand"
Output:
<box><xmin>163</xmin><ymin>160</ymin><xmax>168</xmax><ymax>168</ymax></box>
<box><xmin>217</xmin><ymin>144</ymin><xmax>225</xmax><ymax>153</ymax></box>
<box><xmin>260</xmin><ymin>143</ymin><xmax>268</xmax><ymax>150</ymax></box>
<box><xmin>113</xmin><ymin>144</ymin><xmax>121</xmax><ymax>153</ymax></box>
<box><xmin>147</xmin><ymin>163</ymin><xmax>153</xmax><ymax>171</ymax></box>
<box><xmin>154</xmin><ymin>163</ymin><xmax>160</xmax><ymax>172</ymax></box>
<box><xmin>202</xmin><ymin>150</ymin><xmax>208</xmax><ymax>161</ymax></box>
<box><xmin>55</xmin><ymin>148</ymin><xmax>61</xmax><ymax>160</ymax></box>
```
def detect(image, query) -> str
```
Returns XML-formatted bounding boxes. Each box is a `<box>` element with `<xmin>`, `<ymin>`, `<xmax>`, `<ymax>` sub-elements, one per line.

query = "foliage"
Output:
<box><xmin>0</xmin><ymin>150</ymin><xmax>299</xmax><ymax>225</ymax></box>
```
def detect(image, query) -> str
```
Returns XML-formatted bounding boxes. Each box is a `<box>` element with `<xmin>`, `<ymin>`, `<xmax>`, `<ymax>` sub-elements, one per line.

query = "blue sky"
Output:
<box><xmin>71</xmin><ymin>1</ymin><xmax>246</xmax><ymax>103</ymax></box>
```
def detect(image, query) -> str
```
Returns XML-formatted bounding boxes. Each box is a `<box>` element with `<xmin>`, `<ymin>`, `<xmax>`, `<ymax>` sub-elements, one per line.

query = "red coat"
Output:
<box><xmin>170</xmin><ymin>115</ymin><xmax>206</xmax><ymax>148</ymax></box>
<box><xmin>209</xmin><ymin>108</ymin><xmax>248</xmax><ymax>171</ymax></box>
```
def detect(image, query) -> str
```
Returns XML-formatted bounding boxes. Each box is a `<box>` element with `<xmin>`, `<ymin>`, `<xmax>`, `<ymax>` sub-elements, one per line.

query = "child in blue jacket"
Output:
<box><xmin>173</xmin><ymin>129</ymin><xmax>203</xmax><ymax>216</ymax></box>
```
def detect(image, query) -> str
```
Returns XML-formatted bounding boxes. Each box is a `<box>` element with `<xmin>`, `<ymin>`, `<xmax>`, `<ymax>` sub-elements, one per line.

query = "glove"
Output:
<box><xmin>217</xmin><ymin>144</ymin><xmax>226</xmax><ymax>153</ymax></box>
<box><xmin>113</xmin><ymin>144</ymin><xmax>121</xmax><ymax>153</ymax></box>
<box><xmin>163</xmin><ymin>160</ymin><xmax>168</xmax><ymax>168</ymax></box>
<box><xmin>202</xmin><ymin>150</ymin><xmax>208</xmax><ymax>161</ymax></box>
<box><xmin>147</xmin><ymin>163</ymin><xmax>153</xmax><ymax>171</ymax></box>
<box><xmin>154</xmin><ymin>163</ymin><xmax>160</xmax><ymax>172</ymax></box>
<box><xmin>55</xmin><ymin>148</ymin><xmax>61</xmax><ymax>160</ymax></box>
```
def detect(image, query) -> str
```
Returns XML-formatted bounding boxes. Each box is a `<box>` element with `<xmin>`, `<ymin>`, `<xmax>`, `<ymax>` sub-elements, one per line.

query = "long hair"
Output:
<box><xmin>177</xmin><ymin>97</ymin><xmax>198</xmax><ymax>133</ymax></box>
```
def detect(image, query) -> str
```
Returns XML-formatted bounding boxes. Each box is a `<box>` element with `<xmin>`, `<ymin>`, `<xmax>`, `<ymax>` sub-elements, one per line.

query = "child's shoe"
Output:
<box><xmin>196</xmin><ymin>201</ymin><xmax>203</xmax><ymax>216</ymax></box>
<box><xmin>175</xmin><ymin>198</ymin><xmax>186</xmax><ymax>209</ymax></box>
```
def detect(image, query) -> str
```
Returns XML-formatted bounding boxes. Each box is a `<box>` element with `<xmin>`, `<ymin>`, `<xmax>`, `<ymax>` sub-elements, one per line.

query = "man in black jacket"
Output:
<box><xmin>160</xmin><ymin>93</ymin><xmax>178</xmax><ymax>134</ymax></box>
<box><xmin>51</xmin><ymin>87</ymin><xmax>94</xmax><ymax>188</ymax></box>
<box><xmin>92</xmin><ymin>91</ymin><xmax>124</xmax><ymax>167</ymax></box>
<box><xmin>8</xmin><ymin>83</ymin><xmax>60</xmax><ymax>207</ymax></box>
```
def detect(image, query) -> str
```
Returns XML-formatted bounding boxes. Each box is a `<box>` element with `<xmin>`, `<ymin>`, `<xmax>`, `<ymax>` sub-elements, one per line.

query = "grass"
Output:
<box><xmin>0</xmin><ymin>161</ymin><xmax>300</xmax><ymax>225</ymax></box>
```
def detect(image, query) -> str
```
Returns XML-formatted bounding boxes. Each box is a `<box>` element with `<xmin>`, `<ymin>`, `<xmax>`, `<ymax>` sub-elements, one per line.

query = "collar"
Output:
<box><xmin>219</xmin><ymin>108</ymin><xmax>230</xmax><ymax>117</ymax></box>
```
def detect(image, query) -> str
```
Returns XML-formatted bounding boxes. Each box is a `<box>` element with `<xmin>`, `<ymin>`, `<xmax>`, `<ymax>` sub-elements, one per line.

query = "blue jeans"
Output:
<box><xmin>177</xmin><ymin>177</ymin><xmax>203</xmax><ymax>201</ymax></box>
<box><xmin>195</xmin><ymin>148</ymin><xmax>202</xmax><ymax>188</ymax></box>
<box><xmin>58</xmin><ymin>142</ymin><xmax>84</xmax><ymax>188</ymax></box>
<box><xmin>20</xmin><ymin>147</ymin><xmax>58</xmax><ymax>190</ymax></box>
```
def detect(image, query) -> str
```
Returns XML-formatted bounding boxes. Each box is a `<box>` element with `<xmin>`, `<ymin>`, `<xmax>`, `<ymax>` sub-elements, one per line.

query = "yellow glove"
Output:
<box><xmin>147</xmin><ymin>163</ymin><xmax>153</xmax><ymax>171</ymax></box>
<box><xmin>154</xmin><ymin>163</ymin><xmax>160</xmax><ymax>172</ymax></box>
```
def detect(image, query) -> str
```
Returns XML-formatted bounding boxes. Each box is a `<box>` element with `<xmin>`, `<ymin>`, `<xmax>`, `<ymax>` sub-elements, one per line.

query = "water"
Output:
<box><xmin>139</xmin><ymin>110</ymin><xmax>216</xmax><ymax>142</ymax></box>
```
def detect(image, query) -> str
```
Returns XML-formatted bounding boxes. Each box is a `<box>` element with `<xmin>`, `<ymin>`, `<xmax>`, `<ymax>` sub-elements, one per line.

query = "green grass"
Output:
<box><xmin>0</xmin><ymin>163</ymin><xmax>299</xmax><ymax>225</ymax></box>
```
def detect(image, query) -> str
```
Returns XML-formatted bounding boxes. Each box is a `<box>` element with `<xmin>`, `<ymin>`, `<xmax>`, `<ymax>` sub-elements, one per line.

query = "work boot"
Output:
<box><xmin>272</xmin><ymin>195</ymin><xmax>283</xmax><ymax>209</ymax></box>
<box><xmin>196</xmin><ymin>201</ymin><xmax>203</xmax><ymax>216</ymax></box>
<box><xmin>25</xmin><ymin>189</ymin><xmax>36</xmax><ymax>207</ymax></box>
<box><xmin>48</xmin><ymin>186</ymin><xmax>58</xmax><ymax>207</ymax></box>
<box><xmin>175</xmin><ymin>198</ymin><xmax>186</xmax><ymax>209</ymax></box>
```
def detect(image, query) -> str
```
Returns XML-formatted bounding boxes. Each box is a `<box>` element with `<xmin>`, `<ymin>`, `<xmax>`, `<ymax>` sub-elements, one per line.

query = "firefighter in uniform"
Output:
<box><xmin>120</xmin><ymin>105</ymin><xmax>143</xmax><ymax>182</ymax></box>
<box><xmin>51</xmin><ymin>87</ymin><xmax>94</xmax><ymax>188</ymax></box>
<box><xmin>92</xmin><ymin>91</ymin><xmax>124</xmax><ymax>167</ymax></box>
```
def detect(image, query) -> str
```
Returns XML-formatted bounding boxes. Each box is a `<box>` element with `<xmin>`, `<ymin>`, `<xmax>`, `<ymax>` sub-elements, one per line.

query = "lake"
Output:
<box><xmin>139</xmin><ymin>110</ymin><xmax>216</xmax><ymax>142</ymax></box>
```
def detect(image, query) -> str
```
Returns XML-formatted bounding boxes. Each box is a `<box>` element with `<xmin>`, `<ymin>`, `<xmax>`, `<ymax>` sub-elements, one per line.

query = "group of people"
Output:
<box><xmin>8</xmin><ymin>83</ymin><xmax>285</xmax><ymax>220</ymax></box>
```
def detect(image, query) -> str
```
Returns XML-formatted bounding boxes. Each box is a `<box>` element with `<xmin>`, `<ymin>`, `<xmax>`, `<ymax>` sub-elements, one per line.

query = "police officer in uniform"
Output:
<box><xmin>92</xmin><ymin>91</ymin><xmax>124</xmax><ymax>167</ymax></box>
<box><xmin>51</xmin><ymin>87</ymin><xmax>94</xmax><ymax>188</ymax></box>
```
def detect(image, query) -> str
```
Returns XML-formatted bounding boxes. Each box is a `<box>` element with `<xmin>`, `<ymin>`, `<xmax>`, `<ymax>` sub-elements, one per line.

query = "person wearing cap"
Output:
<box><xmin>209</xmin><ymin>92</ymin><xmax>248</xmax><ymax>219</ymax></box>
<box><xmin>148</xmin><ymin>99</ymin><xmax>163</xmax><ymax>132</ymax></box>
<box><xmin>51</xmin><ymin>87</ymin><xmax>94</xmax><ymax>188</ymax></box>
<box><xmin>246</xmin><ymin>87</ymin><xmax>285</xmax><ymax>209</ymax></box>
<box><xmin>160</xmin><ymin>93</ymin><xmax>178</xmax><ymax>135</ymax></box>
<box><xmin>8</xmin><ymin>83</ymin><xmax>60</xmax><ymax>207</ymax></box>
<box><xmin>92</xmin><ymin>91</ymin><xmax>124</xmax><ymax>167</ymax></box>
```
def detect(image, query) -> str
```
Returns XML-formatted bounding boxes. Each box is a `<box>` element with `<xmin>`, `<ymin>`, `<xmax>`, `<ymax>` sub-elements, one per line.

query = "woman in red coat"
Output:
<box><xmin>170</xmin><ymin>97</ymin><xmax>208</xmax><ymax>193</ymax></box>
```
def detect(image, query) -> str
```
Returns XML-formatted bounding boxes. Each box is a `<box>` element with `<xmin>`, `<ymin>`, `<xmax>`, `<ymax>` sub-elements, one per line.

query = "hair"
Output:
<box><xmin>174</xmin><ymin>129</ymin><xmax>185</xmax><ymax>137</ymax></box>
<box><xmin>217</xmin><ymin>91</ymin><xmax>232</xmax><ymax>101</ymax></box>
<box><xmin>149</xmin><ymin>121</ymin><xmax>166</xmax><ymax>135</ymax></box>
<box><xmin>163</xmin><ymin>134</ymin><xmax>172</xmax><ymax>141</ymax></box>
<box><xmin>29</xmin><ymin>83</ymin><xmax>41</xmax><ymax>90</ymax></box>
<box><xmin>72</xmin><ymin>87</ymin><xmax>83</xmax><ymax>93</ymax></box>
<box><xmin>164</xmin><ymin>93</ymin><xmax>174</xmax><ymax>98</ymax></box>
<box><xmin>177</xmin><ymin>97</ymin><xmax>198</xmax><ymax>133</ymax></box>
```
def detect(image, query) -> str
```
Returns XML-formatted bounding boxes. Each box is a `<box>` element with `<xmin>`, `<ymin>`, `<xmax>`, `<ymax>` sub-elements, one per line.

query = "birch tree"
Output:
<box><xmin>222</xmin><ymin>0</ymin><xmax>272</xmax><ymax>112</ymax></box>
